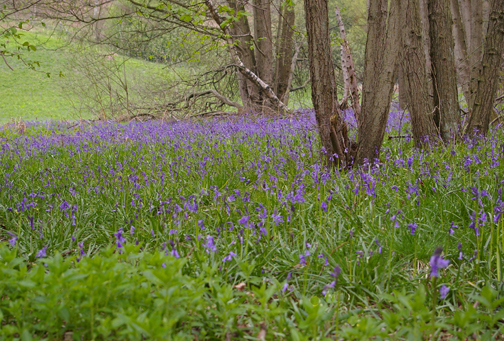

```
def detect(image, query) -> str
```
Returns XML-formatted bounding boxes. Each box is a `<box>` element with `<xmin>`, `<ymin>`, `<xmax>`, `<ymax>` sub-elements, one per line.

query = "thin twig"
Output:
<box><xmin>490</xmin><ymin>115</ymin><xmax>504</xmax><ymax>126</ymax></box>
<box><xmin>1</xmin><ymin>52</ymin><xmax>14</xmax><ymax>71</ymax></box>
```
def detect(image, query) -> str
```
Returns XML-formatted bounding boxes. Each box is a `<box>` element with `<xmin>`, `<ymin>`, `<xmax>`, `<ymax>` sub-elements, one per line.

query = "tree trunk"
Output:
<box><xmin>469</xmin><ymin>0</ymin><xmax>483</xmax><ymax>107</ymax></box>
<box><xmin>429</xmin><ymin>0</ymin><xmax>460</xmax><ymax>141</ymax></box>
<box><xmin>227</xmin><ymin>0</ymin><xmax>261</xmax><ymax>111</ymax></box>
<box><xmin>466</xmin><ymin>0</ymin><xmax>504</xmax><ymax>135</ymax></box>
<box><xmin>460</xmin><ymin>0</ymin><xmax>472</xmax><ymax>47</ymax></box>
<box><xmin>304</xmin><ymin>0</ymin><xmax>348</xmax><ymax>166</ymax></box>
<box><xmin>398</xmin><ymin>65</ymin><xmax>409</xmax><ymax>111</ymax></box>
<box><xmin>274</xmin><ymin>1</ymin><xmax>295</xmax><ymax>103</ymax></box>
<box><xmin>419</xmin><ymin>0</ymin><xmax>433</xmax><ymax>82</ymax></box>
<box><xmin>451</xmin><ymin>0</ymin><xmax>472</xmax><ymax>103</ymax></box>
<box><xmin>335</xmin><ymin>6</ymin><xmax>361</xmax><ymax>121</ymax></box>
<box><xmin>281</xmin><ymin>39</ymin><xmax>303</xmax><ymax>105</ymax></box>
<box><xmin>253</xmin><ymin>0</ymin><xmax>274</xmax><ymax>110</ymax></box>
<box><xmin>206</xmin><ymin>0</ymin><xmax>290</xmax><ymax>113</ymax></box>
<box><xmin>401</xmin><ymin>0</ymin><xmax>438</xmax><ymax>146</ymax></box>
<box><xmin>355</xmin><ymin>0</ymin><xmax>402</xmax><ymax>166</ymax></box>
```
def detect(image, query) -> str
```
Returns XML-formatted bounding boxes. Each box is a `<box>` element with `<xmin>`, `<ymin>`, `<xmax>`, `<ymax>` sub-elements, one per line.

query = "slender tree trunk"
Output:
<box><xmin>282</xmin><ymin>39</ymin><xmax>303</xmax><ymax>105</ymax></box>
<box><xmin>466</xmin><ymin>0</ymin><xmax>504</xmax><ymax>135</ymax></box>
<box><xmin>335</xmin><ymin>6</ymin><xmax>361</xmax><ymax>121</ymax></box>
<box><xmin>253</xmin><ymin>0</ymin><xmax>274</xmax><ymax>110</ymax></box>
<box><xmin>359</xmin><ymin>0</ymin><xmax>387</xmax><ymax>132</ymax></box>
<box><xmin>469</xmin><ymin>0</ymin><xmax>484</xmax><ymax>107</ymax></box>
<box><xmin>483</xmin><ymin>0</ymin><xmax>491</xmax><ymax>34</ymax></box>
<box><xmin>419</xmin><ymin>0</ymin><xmax>433</xmax><ymax>83</ymax></box>
<box><xmin>429</xmin><ymin>0</ymin><xmax>460</xmax><ymax>141</ymax></box>
<box><xmin>305</xmin><ymin>0</ymin><xmax>348</xmax><ymax>166</ymax></box>
<box><xmin>274</xmin><ymin>1</ymin><xmax>295</xmax><ymax>103</ymax></box>
<box><xmin>401</xmin><ymin>0</ymin><xmax>438</xmax><ymax>146</ymax></box>
<box><xmin>206</xmin><ymin>0</ymin><xmax>290</xmax><ymax>113</ymax></box>
<box><xmin>227</xmin><ymin>0</ymin><xmax>261</xmax><ymax>111</ymax></box>
<box><xmin>451</xmin><ymin>0</ymin><xmax>472</xmax><ymax>103</ymax></box>
<box><xmin>460</xmin><ymin>0</ymin><xmax>472</xmax><ymax>47</ymax></box>
<box><xmin>355</xmin><ymin>0</ymin><xmax>402</xmax><ymax>166</ymax></box>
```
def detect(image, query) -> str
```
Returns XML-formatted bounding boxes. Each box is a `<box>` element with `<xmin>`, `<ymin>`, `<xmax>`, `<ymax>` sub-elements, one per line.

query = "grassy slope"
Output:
<box><xmin>0</xmin><ymin>29</ymin><xmax>171</xmax><ymax>123</ymax></box>
<box><xmin>0</xmin><ymin>31</ymin><xmax>76</xmax><ymax>122</ymax></box>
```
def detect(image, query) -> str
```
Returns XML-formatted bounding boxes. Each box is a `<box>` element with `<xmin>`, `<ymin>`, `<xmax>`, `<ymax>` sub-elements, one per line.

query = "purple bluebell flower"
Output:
<box><xmin>299</xmin><ymin>254</ymin><xmax>306</xmax><ymax>265</ymax></box>
<box><xmin>440</xmin><ymin>285</ymin><xmax>450</xmax><ymax>299</ymax></box>
<box><xmin>282</xmin><ymin>282</ymin><xmax>289</xmax><ymax>293</ymax></box>
<box><xmin>322</xmin><ymin>281</ymin><xmax>336</xmax><ymax>296</ymax></box>
<box><xmin>375</xmin><ymin>239</ymin><xmax>382</xmax><ymax>254</ymax></box>
<box><xmin>272</xmin><ymin>214</ymin><xmax>284</xmax><ymax>226</ymax></box>
<box><xmin>198</xmin><ymin>220</ymin><xmax>205</xmax><ymax>230</ymax></box>
<box><xmin>238</xmin><ymin>216</ymin><xmax>250</xmax><ymax>225</ymax></box>
<box><xmin>205</xmin><ymin>235</ymin><xmax>217</xmax><ymax>253</ymax></box>
<box><xmin>78</xmin><ymin>242</ymin><xmax>85</xmax><ymax>257</ymax></box>
<box><xmin>37</xmin><ymin>245</ymin><xmax>48</xmax><ymax>258</ymax></box>
<box><xmin>321</xmin><ymin>201</ymin><xmax>327</xmax><ymax>212</ymax></box>
<box><xmin>114</xmin><ymin>228</ymin><xmax>126</xmax><ymax>250</ymax></box>
<box><xmin>7</xmin><ymin>232</ymin><xmax>17</xmax><ymax>247</ymax></box>
<box><xmin>408</xmin><ymin>223</ymin><xmax>417</xmax><ymax>235</ymax></box>
<box><xmin>222</xmin><ymin>251</ymin><xmax>236</xmax><ymax>262</ymax></box>
<box><xmin>330</xmin><ymin>265</ymin><xmax>341</xmax><ymax>279</ymax></box>
<box><xmin>449</xmin><ymin>222</ymin><xmax>458</xmax><ymax>235</ymax></box>
<box><xmin>169</xmin><ymin>229</ymin><xmax>177</xmax><ymax>235</ymax></box>
<box><xmin>171</xmin><ymin>249</ymin><xmax>180</xmax><ymax>258</ymax></box>
<box><xmin>429</xmin><ymin>247</ymin><xmax>450</xmax><ymax>277</ymax></box>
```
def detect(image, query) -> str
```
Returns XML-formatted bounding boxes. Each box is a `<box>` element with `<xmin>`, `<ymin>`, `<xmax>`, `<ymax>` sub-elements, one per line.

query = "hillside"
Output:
<box><xmin>0</xmin><ymin>29</ymin><xmax>171</xmax><ymax>123</ymax></box>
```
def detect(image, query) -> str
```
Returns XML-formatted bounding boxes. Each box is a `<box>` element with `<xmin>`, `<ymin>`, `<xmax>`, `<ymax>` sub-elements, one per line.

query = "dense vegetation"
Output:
<box><xmin>1</xmin><ymin>112</ymin><xmax>503</xmax><ymax>339</ymax></box>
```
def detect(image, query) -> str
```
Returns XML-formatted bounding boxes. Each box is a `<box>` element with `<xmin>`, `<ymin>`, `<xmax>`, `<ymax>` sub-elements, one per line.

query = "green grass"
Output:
<box><xmin>1</xmin><ymin>115</ymin><xmax>504</xmax><ymax>339</ymax></box>
<box><xmin>0</xmin><ymin>30</ymin><xmax>76</xmax><ymax>122</ymax></box>
<box><xmin>0</xmin><ymin>29</ymin><xmax>178</xmax><ymax>123</ymax></box>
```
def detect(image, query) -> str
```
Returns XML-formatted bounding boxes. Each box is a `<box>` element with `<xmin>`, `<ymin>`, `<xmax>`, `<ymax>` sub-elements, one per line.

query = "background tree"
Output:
<box><xmin>466</xmin><ymin>0</ymin><xmax>504</xmax><ymax>134</ymax></box>
<box><xmin>429</xmin><ymin>0</ymin><xmax>459</xmax><ymax>141</ymax></box>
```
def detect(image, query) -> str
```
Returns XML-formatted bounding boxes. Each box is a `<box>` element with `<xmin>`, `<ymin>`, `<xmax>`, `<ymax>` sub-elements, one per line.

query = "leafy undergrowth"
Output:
<box><xmin>1</xmin><ymin>111</ymin><xmax>504</xmax><ymax>339</ymax></box>
<box><xmin>1</xmin><ymin>244</ymin><xmax>503</xmax><ymax>340</ymax></box>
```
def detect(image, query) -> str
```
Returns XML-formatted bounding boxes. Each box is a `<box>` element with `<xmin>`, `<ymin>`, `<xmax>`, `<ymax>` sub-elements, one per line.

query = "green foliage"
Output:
<box><xmin>0</xmin><ymin>243</ymin><xmax>503</xmax><ymax>339</ymax></box>
<box><xmin>1</xmin><ymin>116</ymin><xmax>504</xmax><ymax>338</ymax></box>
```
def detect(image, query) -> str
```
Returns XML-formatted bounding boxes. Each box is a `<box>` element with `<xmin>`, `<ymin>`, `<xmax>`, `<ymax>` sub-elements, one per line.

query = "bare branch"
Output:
<box><xmin>204</xmin><ymin>0</ymin><xmax>291</xmax><ymax>113</ymax></box>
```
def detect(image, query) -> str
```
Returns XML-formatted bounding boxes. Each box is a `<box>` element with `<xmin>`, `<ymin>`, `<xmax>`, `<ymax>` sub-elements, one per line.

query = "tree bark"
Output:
<box><xmin>451</xmin><ymin>0</ymin><xmax>472</xmax><ymax>103</ymax></box>
<box><xmin>469</xmin><ymin>0</ymin><xmax>484</xmax><ymax>107</ymax></box>
<box><xmin>227</xmin><ymin>0</ymin><xmax>261</xmax><ymax>111</ymax></box>
<box><xmin>281</xmin><ymin>38</ymin><xmax>303</xmax><ymax>105</ymax></box>
<box><xmin>206</xmin><ymin>0</ymin><xmax>290</xmax><ymax>113</ymax></box>
<box><xmin>401</xmin><ymin>0</ymin><xmax>438</xmax><ymax>146</ymax></box>
<box><xmin>253</xmin><ymin>0</ymin><xmax>274</xmax><ymax>109</ymax></box>
<box><xmin>304</xmin><ymin>0</ymin><xmax>348</xmax><ymax>166</ymax></box>
<box><xmin>466</xmin><ymin>0</ymin><xmax>504</xmax><ymax>135</ymax></box>
<box><xmin>460</xmin><ymin>0</ymin><xmax>472</xmax><ymax>48</ymax></box>
<box><xmin>419</xmin><ymin>0</ymin><xmax>433</xmax><ymax>81</ymax></box>
<box><xmin>335</xmin><ymin>6</ymin><xmax>361</xmax><ymax>122</ymax></box>
<box><xmin>429</xmin><ymin>0</ymin><xmax>460</xmax><ymax>141</ymax></box>
<box><xmin>355</xmin><ymin>0</ymin><xmax>402</xmax><ymax>166</ymax></box>
<box><xmin>274</xmin><ymin>1</ymin><xmax>295</xmax><ymax>103</ymax></box>
<box><xmin>398</xmin><ymin>64</ymin><xmax>409</xmax><ymax>111</ymax></box>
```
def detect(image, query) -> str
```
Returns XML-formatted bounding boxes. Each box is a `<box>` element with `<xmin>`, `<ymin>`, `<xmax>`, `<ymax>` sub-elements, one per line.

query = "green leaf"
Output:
<box><xmin>18</xmin><ymin>280</ymin><xmax>36</xmax><ymax>288</ymax></box>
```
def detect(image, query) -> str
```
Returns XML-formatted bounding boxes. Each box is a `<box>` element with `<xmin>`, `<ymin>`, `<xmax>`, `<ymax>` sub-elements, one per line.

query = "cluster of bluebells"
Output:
<box><xmin>1</xmin><ymin>110</ymin><xmax>503</xmax><ymax>303</ymax></box>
